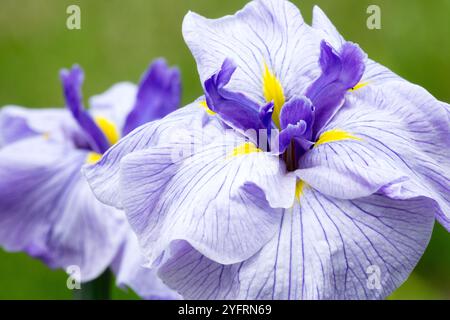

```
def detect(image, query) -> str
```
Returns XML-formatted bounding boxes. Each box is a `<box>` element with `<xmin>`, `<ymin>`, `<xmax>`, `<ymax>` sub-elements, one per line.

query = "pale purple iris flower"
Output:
<box><xmin>0</xmin><ymin>59</ymin><xmax>181</xmax><ymax>299</ymax></box>
<box><xmin>85</xmin><ymin>0</ymin><xmax>449</xmax><ymax>299</ymax></box>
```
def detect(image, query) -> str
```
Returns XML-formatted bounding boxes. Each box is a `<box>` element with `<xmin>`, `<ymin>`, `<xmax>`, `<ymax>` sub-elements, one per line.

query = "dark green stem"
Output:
<box><xmin>73</xmin><ymin>269</ymin><xmax>112</xmax><ymax>300</ymax></box>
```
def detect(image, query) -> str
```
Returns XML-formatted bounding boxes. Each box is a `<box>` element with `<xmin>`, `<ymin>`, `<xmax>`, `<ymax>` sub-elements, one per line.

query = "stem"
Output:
<box><xmin>73</xmin><ymin>269</ymin><xmax>112</xmax><ymax>300</ymax></box>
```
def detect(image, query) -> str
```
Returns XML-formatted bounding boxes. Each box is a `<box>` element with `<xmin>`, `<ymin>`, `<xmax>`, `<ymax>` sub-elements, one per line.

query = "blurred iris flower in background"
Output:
<box><xmin>0</xmin><ymin>59</ymin><xmax>181</xmax><ymax>299</ymax></box>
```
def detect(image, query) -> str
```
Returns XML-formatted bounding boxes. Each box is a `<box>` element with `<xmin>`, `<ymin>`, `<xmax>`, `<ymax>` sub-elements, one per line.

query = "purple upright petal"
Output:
<box><xmin>60</xmin><ymin>65</ymin><xmax>110</xmax><ymax>153</ymax></box>
<box><xmin>279</xmin><ymin>96</ymin><xmax>314</xmax><ymax>131</ymax></box>
<box><xmin>278</xmin><ymin>121</ymin><xmax>308</xmax><ymax>154</ymax></box>
<box><xmin>122</xmin><ymin>59</ymin><xmax>181</xmax><ymax>135</ymax></box>
<box><xmin>183</xmin><ymin>0</ymin><xmax>320</xmax><ymax>103</ymax></box>
<box><xmin>306</xmin><ymin>41</ymin><xmax>366</xmax><ymax>137</ymax></box>
<box><xmin>204</xmin><ymin>59</ymin><xmax>268</xmax><ymax>134</ymax></box>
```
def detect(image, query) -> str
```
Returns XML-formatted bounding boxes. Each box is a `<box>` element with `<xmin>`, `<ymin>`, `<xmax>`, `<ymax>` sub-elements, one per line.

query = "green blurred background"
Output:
<box><xmin>0</xmin><ymin>0</ymin><xmax>449</xmax><ymax>299</ymax></box>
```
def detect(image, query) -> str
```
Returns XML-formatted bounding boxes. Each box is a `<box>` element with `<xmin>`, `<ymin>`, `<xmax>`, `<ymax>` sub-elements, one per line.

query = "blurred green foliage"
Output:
<box><xmin>0</xmin><ymin>0</ymin><xmax>448</xmax><ymax>299</ymax></box>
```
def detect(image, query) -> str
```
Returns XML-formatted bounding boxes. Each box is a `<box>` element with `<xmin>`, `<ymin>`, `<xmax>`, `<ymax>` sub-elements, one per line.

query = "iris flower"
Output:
<box><xmin>86</xmin><ymin>0</ymin><xmax>449</xmax><ymax>299</ymax></box>
<box><xmin>0</xmin><ymin>59</ymin><xmax>181</xmax><ymax>299</ymax></box>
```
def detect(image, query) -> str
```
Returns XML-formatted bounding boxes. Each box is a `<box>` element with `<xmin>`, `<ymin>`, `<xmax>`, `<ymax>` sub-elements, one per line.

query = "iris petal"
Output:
<box><xmin>119</xmin><ymin>126</ymin><xmax>295</xmax><ymax>265</ymax></box>
<box><xmin>83</xmin><ymin>102</ymin><xmax>219</xmax><ymax>209</ymax></box>
<box><xmin>158</xmin><ymin>187</ymin><xmax>435</xmax><ymax>299</ymax></box>
<box><xmin>0</xmin><ymin>137</ymin><xmax>127</xmax><ymax>281</ymax></box>
<box><xmin>122</xmin><ymin>59</ymin><xmax>181</xmax><ymax>135</ymax></box>
<box><xmin>204</xmin><ymin>59</ymin><xmax>268</xmax><ymax>134</ymax></box>
<box><xmin>299</xmin><ymin>85</ymin><xmax>450</xmax><ymax>230</ymax></box>
<box><xmin>306</xmin><ymin>41</ymin><xmax>366</xmax><ymax>138</ymax></box>
<box><xmin>111</xmin><ymin>229</ymin><xmax>181</xmax><ymax>300</ymax></box>
<box><xmin>60</xmin><ymin>65</ymin><xmax>110</xmax><ymax>154</ymax></box>
<box><xmin>183</xmin><ymin>0</ymin><xmax>320</xmax><ymax>104</ymax></box>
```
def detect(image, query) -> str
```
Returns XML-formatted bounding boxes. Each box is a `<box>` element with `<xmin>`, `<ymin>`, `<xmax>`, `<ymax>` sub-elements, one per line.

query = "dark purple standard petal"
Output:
<box><xmin>279</xmin><ymin>96</ymin><xmax>314</xmax><ymax>135</ymax></box>
<box><xmin>306</xmin><ymin>41</ymin><xmax>366</xmax><ymax>138</ymax></box>
<box><xmin>60</xmin><ymin>65</ymin><xmax>110</xmax><ymax>154</ymax></box>
<box><xmin>278</xmin><ymin>121</ymin><xmax>308</xmax><ymax>154</ymax></box>
<box><xmin>204</xmin><ymin>59</ymin><xmax>269</xmax><ymax>134</ymax></box>
<box><xmin>277</xmin><ymin>96</ymin><xmax>315</xmax><ymax>154</ymax></box>
<box><xmin>122</xmin><ymin>59</ymin><xmax>181</xmax><ymax>135</ymax></box>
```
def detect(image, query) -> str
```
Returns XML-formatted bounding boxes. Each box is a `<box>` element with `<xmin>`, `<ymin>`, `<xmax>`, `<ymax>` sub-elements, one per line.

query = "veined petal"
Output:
<box><xmin>311</xmin><ymin>6</ymin><xmax>404</xmax><ymax>87</ymax></box>
<box><xmin>0</xmin><ymin>137</ymin><xmax>127</xmax><ymax>281</ymax></box>
<box><xmin>159</xmin><ymin>187</ymin><xmax>435</xmax><ymax>299</ymax></box>
<box><xmin>111</xmin><ymin>229</ymin><xmax>181</xmax><ymax>300</ymax></box>
<box><xmin>312</xmin><ymin>6</ymin><xmax>345</xmax><ymax>49</ymax></box>
<box><xmin>123</xmin><ymin>59</ymin><xmax>181</xmax><ymax>135</ymax></box>
<box><xmin>120</xmin><ymin>128</ymin><xmax>296</xmax><ymax>265</ymax></box>
<box><xmin>299</xmin><ymin>86</ymin><xmax>450</xmax><ymax>230</ymax></box>
<box><xmin>83</xmin><ymin>102</ymin><xmax>219</xmax><ymax>209</ymax></box>
<box><xmin>183</xmin><ymin>0</ymin><xmax>320</xmax><ymax>103</ymax></box>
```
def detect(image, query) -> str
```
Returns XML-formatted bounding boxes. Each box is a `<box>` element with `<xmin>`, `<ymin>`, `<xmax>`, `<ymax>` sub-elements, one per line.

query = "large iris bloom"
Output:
<box><xmin>86</xmin><ymin>0</ymin><xmax>450</xmax><ymax>299</ymax></box>
<box><xmin>0</xmin><ymin>59</ymin><xmax>181</xmax><ymax>299</ymax></box>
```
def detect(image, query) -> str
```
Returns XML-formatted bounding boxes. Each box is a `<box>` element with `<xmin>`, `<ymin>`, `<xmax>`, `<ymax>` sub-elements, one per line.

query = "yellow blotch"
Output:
<box><xmin>228</xmin><ymin>142</ymin><xmax>262</xmax><ymax>158</ymax></box>
<box><xmin>349</xmin><ymin>81</ymin><xmax>369</xmax><ymax>92</ymax></box>
<box><xmin>86</xmin><ymin>152</ymin><xmax>102</xmax><ymax>164</ymax></box>
<box><xmin>315</xmin><ymin>129</ymin><xmax>362</xmax><ymax>147</ymax></box>
<box><xmin>95</xmin><ymin>116</ymin><xmax>120</xmax><ymax>146</ymax></box>
<box><xmin>295</xmin><ymin>180</ymin><xmax>306</xmax><ymax>202</ymax></box>
<box><xmin>262</xmin><ymin>63</ymin><xmax>285</xmax><ymax>128</ymax></box>
<box><xmin>199</xmin><ymin>100</ymin><xmax>216</xmax><ymax>116</ymax></box>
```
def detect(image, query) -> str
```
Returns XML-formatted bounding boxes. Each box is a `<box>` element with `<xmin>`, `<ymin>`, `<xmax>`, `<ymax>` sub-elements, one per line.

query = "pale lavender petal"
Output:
<box><xmin>0</xmin><ymin>137</ymin><xmax>127</xmax><ymax>281</ymax></box>
<box><xmin>300</xmin><ymin>85</ymin><xmax>450</xmax><ymax>230</ymax></box>
<box><xmin>311</xmin><ymin>6</ymin><xmax>345</xmax><ymax>49</ymax></box>
<box><xmin>159</xmin><ymin>187</ymin><xmax>435</xmax><ymax>299</ymax></box>
<box><xmin>83</xmin><ymin>101</ymin><xmax>217</xmax><ymax>209</ymax></box>
<box><xmin>183</xmin><ymin>0</ymin><xmax>320</xmax><ymax>103</ymax></box>
<box><xmin>120</xmin><ymin>127</ymin><xmax>295</xmax><ymax>265</ymax></box>
<box><xmin>111</xmin><ymin>229</ymin><xmax>181</xmax><ymax>300</ymax></box>
<box><xmin>0</xmin><ymin>106</ymin><xmax>85</xmax><ymax>147</ymax></box>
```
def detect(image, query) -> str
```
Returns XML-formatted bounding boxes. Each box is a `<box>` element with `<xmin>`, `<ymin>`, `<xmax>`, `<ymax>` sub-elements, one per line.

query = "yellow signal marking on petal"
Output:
<box><xmin>262</xmin><ymin>62</ymin><xmax>285</xmax><ymax>128</ymax></box>
<box><xmin>228</xmin><ymin>142</ymin><xmax>262</xmax><ymax>158</ymax></box>
<box><xmin>94</xmin><ymin>116</ymin><xmax>120</xmax><ymax>146</ymax></box>
<box><xmin>42</xmin><ymin>132</ymin><xmax>50</xmax><ymax>140</ymax></box>
<box><xmin>86</xmin><ymin>152</ymin><xmax>102</xmax><ymax>164</ymax></box>
<box><xmin>349</xmin><ymin>81</ymin><xmax>369</xmax><ymax>92</ymax></box>
<box><xmin>295</xmin><ymin>180</ymin><xmax>306</xmax><ymax>202</ymax></box>
<box><xmin>199</xmin><ymin>100</ymin><xmax>216</xmax><ymax>115</ymax></box>
<box><xmin>315</xmin><ymin>129</ymin><xmax>362</xmax><ymax>147</ymax></box>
